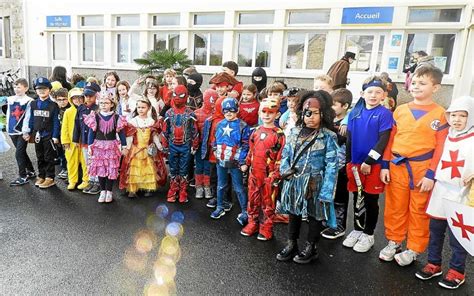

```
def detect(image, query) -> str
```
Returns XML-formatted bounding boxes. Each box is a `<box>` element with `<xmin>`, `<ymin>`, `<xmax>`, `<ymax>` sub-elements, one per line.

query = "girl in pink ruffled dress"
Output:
<box><xmin>84</xmin><ymin>92</ymin><xmax>127</xmax><ymax>203</ymax></box>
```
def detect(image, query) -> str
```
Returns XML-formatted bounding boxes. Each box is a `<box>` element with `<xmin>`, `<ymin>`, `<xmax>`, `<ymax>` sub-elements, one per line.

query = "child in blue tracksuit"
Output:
<box><xmin>210</xmin><ymin>97</ymin><xmax>251</xmax><ymax>226</ymax></box>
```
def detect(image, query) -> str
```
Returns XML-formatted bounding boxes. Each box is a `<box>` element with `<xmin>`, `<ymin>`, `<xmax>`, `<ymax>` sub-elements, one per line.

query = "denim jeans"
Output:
<box><xmin>428</xmin><ymin>218</ymin><xmax>468</xmax><ymax>273</ymax></box>
<box><xmin>216</xmin><ymin>164</ymin><xmax>247</xmax><ymax>213</ymax></box>
<box><xmin>82</xmin><ymin>147</ymin><xmax>98</xmax><ymax>183</ymax></box>
<box><xmin>195</xmin><ymin>145</ymin><xmax>210</xmax><ymax>176</ymax></box>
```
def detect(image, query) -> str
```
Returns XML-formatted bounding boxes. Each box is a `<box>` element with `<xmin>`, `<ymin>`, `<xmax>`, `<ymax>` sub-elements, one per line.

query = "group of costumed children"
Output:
<box><xmin>1</xmin><ymin>62</ymin><xmax>473</xmax><ymax>290</ymax></box>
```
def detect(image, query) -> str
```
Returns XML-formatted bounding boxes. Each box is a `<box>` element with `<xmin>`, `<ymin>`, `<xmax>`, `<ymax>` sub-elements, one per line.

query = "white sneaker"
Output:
<box><xmin>353</xmin><ymin>233</ymin><xmax>375</xmax><ymax>253</ymax></box>
<box><xmin>195</xmin><ymin>186</ymin><xmax>204</xmax><ymax>199</ymax></box>
<box><xmin>379</xmin><ymin>240</ymin><xmax>402</xmax><ymax>261</ymax></box>
<box><xmin>394</xmin><ymin>249</ymin><xmax>418</xmax><ymax>266</ymax></box>
<box><xmin>98</xmin><ymin>191</ymin><xmax>106</xmax><ymax>203</ymax></box>
<box><xmin>204</xmin><ymin>187</ymin><xmax>213</xmax><ymax>199</ymax></box>
<box><xmin>105</xmin><ymin>191</ymin><xmax>113</xmax><ymax>203</ymax></box>
<box><xmin>342</xmin><ymin>230</ymin><xmax>363</xmax><ymax>248</ymax></box>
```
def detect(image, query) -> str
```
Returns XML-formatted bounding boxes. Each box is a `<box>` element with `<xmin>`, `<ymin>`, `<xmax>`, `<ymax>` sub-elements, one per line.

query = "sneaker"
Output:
<box><xmin>342</xmin><ymin>230</ymin><xmax>363</xmax><ymax>248</ymax></box>
<box><xmin>257</xmin><ymin>233</ymin><xmax>272</xmax><ymax>241</ymax></box>
<box><xmin>87</xmin><ymin>183</ymin><xmax>101</xmax><ymax>195</ymax></box>
<box><xmin>321</xmin><ymin>226</ymin><xmax>346</xmax><ymax>240</ymax></box>
<box><xmin>39</xmin><ymin>178</ymin><xmax>56</xmax><ymax>189</ymax></box>
<box><xmin>438</xmin><ymin>269</ymin><xmax>465</xmax><ymax>289</ymax></box>
<box><xmin>210</xmin><ymin>208</ymin><xmax>225</xmax><ymax>219</ymax></box>
<box><xmin>57</xmin><ymin>170</ymin><xmax>68</xmax><ymax>180</ymax></box>
<box><xmin>67</xmin><ymin>183</ymin><xmax>77</xmax><ymax>190</ymax></box>
<box><xmin>26</xmin><ymin>171</ymin><xmax>37</xmax><ymax>179</ymax></box>
<box><xmin>241</xmin><ymin>223</ymin><xmax>258</xmax><ymax>237</ymax></box>
<box><xmin>105</xmin><ymin>191</ymin><xmax>113</xmax><ymax>203</ymax></box>
<box><xmin>394</xmin><ymin>249</ymin><xmax>418</xmax><ymax>266</ymax></box>
<box><xmin>10</xmin><ymin>177</ymin><xmax>29</xmax><ymax>186</ymax></box>
<box><xmin>98</xmin><ymin>191</ymin><xmax>106</xmax><ymax>203</ymax></box>
<box><xmin>77</xmin><ymin>182</ymin><xmax>89</xmax><ymax>190</ymax></box>
<box><xmin>35</xmin><ymin>177</ymin><xmax>45</xmax><ymax>187</ymax></box>
<box><xmin>236</xmin><ymin>212</ymin><xmax>248</xmax><ymax>226</ymax></box>
<box><xmin>204</xmin><ymin>187</ymin><xmax>213</xmax><ymax>199</ymax></box>
<box><xmin>195</xmin><ymin>186</ymin><xmax>204</xmax><ymax>199</ymax></box>
<box><xmin>353</xmin><ymin>233</ymin><xmax>375</xmax><ymax>253</ymax></box>
<box><xmin>223</xmin><ymin>202</ymin><xmax>233</xmax><ymax>212</ymax></box>
<box><xmin>206</xmin><ymin>198</ymin><xmax>217</xmax><ymax>208</ymax></box>
<box><xmin>379</xmin><ymin>240</ymin><xmax>402</xmax><ymax>262</ymax></box>
<box><xmin>82</xmin><ymin>183</ymin><xmax>93</xmax><ymax>194</ymax></box>
<box><xmin>416</xmin><ymin>263</ymin><xmax>443</xmax><ymax>280</ymax></box>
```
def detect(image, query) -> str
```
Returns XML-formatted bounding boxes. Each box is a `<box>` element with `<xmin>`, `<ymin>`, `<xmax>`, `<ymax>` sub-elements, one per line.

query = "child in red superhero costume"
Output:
<box><xmin>194</xmin><ymin>89</ymin><xmax>217</xmax><ymax>199</ymax></box>
<box><xmin>241</xmin><ymin>98</ymin><xmax>285</xmax><ymax>240</ymax></box>
<box><xmin>162</xmin><ymin>85</ymin><xmax>199</xmax><ymax>203</ymax></box>
<box><xmin>238</xmin><ymin>84</ymin><xmax>260</xmax><ymax>127</ymax></box>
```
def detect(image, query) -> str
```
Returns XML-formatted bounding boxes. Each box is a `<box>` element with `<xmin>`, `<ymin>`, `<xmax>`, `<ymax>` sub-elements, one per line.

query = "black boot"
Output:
<box><xmin>276</xmin><ymin>240</ymin><xmax>298</xmax><ymax>262</ymax></box>
<box><xmin>293</xmin><ymin>241</ymin><xmax>318</xmax><ymax>264</ymax></box>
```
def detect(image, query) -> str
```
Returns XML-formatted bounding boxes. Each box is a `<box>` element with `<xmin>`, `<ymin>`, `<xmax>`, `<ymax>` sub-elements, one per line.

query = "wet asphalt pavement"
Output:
<box><xmin>0</xmin><ymin>141</ymin><xmax>472</xmax><ymax>295</ymax></box>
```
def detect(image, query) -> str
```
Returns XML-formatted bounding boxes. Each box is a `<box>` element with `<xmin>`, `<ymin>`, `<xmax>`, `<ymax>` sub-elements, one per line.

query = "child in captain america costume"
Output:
<box><xmin>194</xmin><ymin>89</ymin><xmax>217</xmax><ymax>199</ymax></box>
<box><xmin>240</xmin><ymin>98</ymin><xmax>285</xmax><ymax>240</ymax></box>
<box><xmin>210</xmin><ymin>97</ymin><xmax>251</xmax><ymax>226</ymax></box>
<box><xmin>163</xmin><ymin>85</ymin><xmax>199</xmax><ymax>203</ymax></box>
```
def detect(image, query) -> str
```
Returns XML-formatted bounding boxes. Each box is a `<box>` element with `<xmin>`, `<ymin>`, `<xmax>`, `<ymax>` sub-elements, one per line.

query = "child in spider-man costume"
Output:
<box><xmin>163</xmin><ymin>85</ymin><xmax>199</xmax><ymax>203</ymax></box>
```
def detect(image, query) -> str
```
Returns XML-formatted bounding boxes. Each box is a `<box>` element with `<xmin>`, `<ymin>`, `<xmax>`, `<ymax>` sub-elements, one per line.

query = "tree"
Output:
<box><xmin>134</xmin><ymin>49</ymin><xmax>192</xmax><ymax>76</ymax></box>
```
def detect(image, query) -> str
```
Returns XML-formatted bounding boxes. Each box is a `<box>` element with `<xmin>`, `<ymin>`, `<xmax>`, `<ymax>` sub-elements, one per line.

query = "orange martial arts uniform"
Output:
<box><xmin>383</xmin><ymin>102</ymin><xmax>448</xmax><ymax>253</ymax></box>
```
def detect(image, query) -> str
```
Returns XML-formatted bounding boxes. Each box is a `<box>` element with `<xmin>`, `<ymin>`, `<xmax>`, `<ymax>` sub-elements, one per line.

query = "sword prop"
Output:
<box><xmin>352</xmin><ymin>166</ymin><xmax>366</xmax><ymax>229</ymax></box>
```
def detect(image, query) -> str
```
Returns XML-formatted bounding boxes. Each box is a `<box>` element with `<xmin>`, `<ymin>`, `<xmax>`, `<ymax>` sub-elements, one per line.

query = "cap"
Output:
<box><xmin>344</xmin><ymin>51</ymin><xmax>356</xmax><ymax>60</ymax></box>
<box><xmin>83</xmin><ymin>82</ymin><xmax>101</xmax><ymax>96</ymax></box>
<box><xmin>34</xmin><ymin>77</ymin><xmax>52</xmax><ymax>89</ymax></box>
<box><xmin>51</xmin><ymin>81</ymin><xmax>63</xmax><ymax>92</ymax></box>
<box><xmin>221</xmin><ymin>97</ymin><xmax>238</xmax><ymax>113</ymax></box>
<box><xmin>68</xmin><ymin>88</ymin><xmax>84</xmax><ymax>99</ymax></box>
<box><xmin>283</xmin><ymin>87</ymin><xmax>301</xmax><ymax>97</ymax></box>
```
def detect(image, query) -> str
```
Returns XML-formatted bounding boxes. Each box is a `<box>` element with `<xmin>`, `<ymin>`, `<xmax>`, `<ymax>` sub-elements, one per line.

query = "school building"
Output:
<box><xmin>1</xmin><ymin>0</ymin><xmax>473</xmax><ymax>106</ymax></box>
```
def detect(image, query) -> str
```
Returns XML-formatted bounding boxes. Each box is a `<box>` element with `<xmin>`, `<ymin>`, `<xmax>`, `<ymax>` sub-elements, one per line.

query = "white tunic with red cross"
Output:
<box><xmin>426</xmin><ymin>131</ymin><xmax>474</xmax><ymax>219</ymax></box>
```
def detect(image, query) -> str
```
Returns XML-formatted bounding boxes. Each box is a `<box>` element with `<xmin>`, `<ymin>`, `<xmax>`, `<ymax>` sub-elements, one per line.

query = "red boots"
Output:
<box><xmin>179</xmin><ymin>177</ymin><xmax>188</xmax><ymax>203</ymax></box>
<box><xmin>167</xmin><ymin>177</ymin><xmax>180</xmax><ymax>202</ymax></box>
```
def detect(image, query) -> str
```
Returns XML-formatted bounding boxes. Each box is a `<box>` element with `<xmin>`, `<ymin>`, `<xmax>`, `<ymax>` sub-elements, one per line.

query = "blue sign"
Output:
<box><xmin>46</xmin><ymin>16</ymin><xmax>71</xmax><ymax>28</ymax></box>
<box><xmin>388</xmin><ymin>57</ymin><xmax>399</xmax><ymax>70</ymax></box>
<box><xmin>342</xmin><ymin>7</ymin><xmax>394</xmax><ymax>24</ymax></box>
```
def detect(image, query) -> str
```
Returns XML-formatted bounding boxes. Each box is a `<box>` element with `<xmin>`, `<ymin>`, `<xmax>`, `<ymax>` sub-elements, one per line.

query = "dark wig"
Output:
<box><xmin>296</xmin><ymin>90</ymin><xmax>335</xmax><ymax>130</ymax></box>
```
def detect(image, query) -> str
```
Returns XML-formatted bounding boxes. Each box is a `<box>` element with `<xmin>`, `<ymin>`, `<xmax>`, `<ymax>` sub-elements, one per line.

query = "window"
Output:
<box><xmin>153</xmin><ymin>14</ymin><xmax>180</xmax><ymax>26</ymax></box>
<box><xmin>52</xmin><ymin>33</ymin><xmax>69</xmax><ymax>61</ymax></box>
<box><xmin>344</xmin><ymin>35</ymin><xmax>374</xmax><ymax>71</ymax></box>
<box><xmin>82</xmin><ymin>32</ymin><xmax>104</xmax><ymax>63</ymax></box>
<box><xmin>116</xmin><ymin>15</ymin><xmax>140</xmax><ymax>26</ymax></box>
<box><xmin>238</xmin><ymin>12</ymin><xmax>274</xmax><ymax>25</ymax></box>
<box><xmin>404</xmin><ymin>33</ymin><xmax>456</xmax><ymax>74</ymax></box>
<box><xmin>0</xmin><ymin>16</ymin><xmax>11</xmax><ymax>58</ymax></box>
<box><xmin>288</xmin><ymin>10</ymin><xmax>330</xmax><ymax>24</ymax></box>
<box><xmin>193</xmin><ymin>13</ymin><xmax>224</xmax><ymax>26</ymax></box>
<box><xmin>154</xmin><ymin>33</ymin><xmax>180</xmax><ymax>51</ymax></box>
<box><xmin>117</xmin><ymin>32</ymin><xmax>140</xmax><ymax>63</ymax></box>
<box><xmin>286</xmin><ymin>33</ymin><xmax>326</xmax><ymax>70</ymax></box>
<box><xmin>193</xmin><ymin>32</ymin><xmax>223</xmax><ymax>66</ymax></box>
<box><xmin>408</xmin><ymin>8</ymin><xmax>462</xmax><ymax>23</ymax></box>
<box><xmin>236</xmin><ymin>32</ymin><xmax>271</xmax><ymax>67</ymax></box>
<box><xmin>80</xmin><ymin>15</ymin><xmax>103</xmax><ymax>27</ymax></box>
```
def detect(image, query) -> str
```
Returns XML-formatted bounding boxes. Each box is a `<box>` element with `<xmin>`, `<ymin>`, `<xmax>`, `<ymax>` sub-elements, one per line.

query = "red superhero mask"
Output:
<box><xmin>172</xmin><ymin>85</ymin><xmax>188</xmax><ymax>108</ymax></box>
<box><xmin>202</xmin><ymin>89</ymin><xmax>218</xmax><ymax>112</ymax></box>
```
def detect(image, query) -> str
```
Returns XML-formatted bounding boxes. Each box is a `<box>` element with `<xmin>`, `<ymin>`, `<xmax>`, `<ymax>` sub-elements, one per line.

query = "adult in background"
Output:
<box><xmin>402</xmin><ymin>51</ymin><xmax>435</xmax><ymax>90</ymax></box>
<box><xmin>50</xmin><ymin>66</ymin><xmax>72</xmax><ymax>91</ymax></box>
<box><xmin>327</xmin><ymin>51</ymin><xmax>356</xmax><ymax>90</ymax></box>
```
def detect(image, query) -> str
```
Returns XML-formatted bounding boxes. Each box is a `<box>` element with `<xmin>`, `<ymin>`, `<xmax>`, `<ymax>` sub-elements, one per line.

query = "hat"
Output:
<box><xmin>221</xmin><ymin>97</ymin><xmax>238</xmax><ymax>113</ymax></box>
<box><xmin>209</xmin><ymin>72</ymin><xmax>239</xmax><ymax>87</ymax></box>
<box><xmin>83</xmin><ymin>82</ymin><xmax>101</xmax><ymax>96</ymax></box>
<box><xmin>51</xmin><ymin>81</ymin><xmax>63</xmax><ymax>92</ymax></box>
<box><xmin>344</xmin><ymin>51</ymin><xmax>356</xmax><ymax>60</ymax></box>
<box><xmin>34</xmin><ymin>77</ymin><xmax>52</xmax><ymax>89</ymax></box>
<box><xmin>68</xmin><ymin>88</ymin><xmax>84</xmax><ymax>99</ymax></box>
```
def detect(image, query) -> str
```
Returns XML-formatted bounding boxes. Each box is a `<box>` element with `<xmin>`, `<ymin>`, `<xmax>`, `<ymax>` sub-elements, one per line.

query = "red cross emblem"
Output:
<box><xmin>11</xmin><ymin>105</ymin><xmax>25</xmax><ymax>121</ymax></box>
<box><xmin>441</xmin><ymin>150</ymin><xmax>464</xmax><ymax>179</ymax></box>
<box><xmin>451</xmin><ymin>212</ymin><xmax>474</xmax><ymax>241</ymax></box>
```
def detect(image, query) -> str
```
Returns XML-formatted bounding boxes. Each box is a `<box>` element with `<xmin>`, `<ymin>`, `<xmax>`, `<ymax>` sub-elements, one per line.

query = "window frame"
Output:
<box><xmin>80</xmin><ymin>32</ymin><xmax>104</xmax><ymax>64</ymax></box>
<box><xmin>286</xmin><ymin>9</ymin><xmax>331</xmax><ymax>26</ymax></box>
<box><xmin>152</xmin><ymin>13</ymin><xmax>181</xmax><ymax>27</ymax></box>
<box><xmin>237</xmin><ymin>11</ymin><xmax>275</xmax><ymax>26</ymax></box>
<box><xmin>283</xmin><ymin>31</ymin><xmax>328</xmax><ymax>72</ymax></box>
<box><xmin>114</xmin><ymin>14</ymin><xmax>140</xmax><ymax>27</ymax></box>
<box><xmin>152</xmin><ymin>32</ymin><xmax>180</xmax><ymax>51</ymax></box>
<box><xmin>191</xmin><ymin>31</ymin><xmax>224</xmax><ymax>67</ymax></box>
<box><xmin>407</xmin><ymin>7</ymin><xmax>463</xmax><ymax>24</ymax></box>
<box><xmin>115</xmin><ymin>32</ymin><xmax>141</xmax><ymax>65</ymax></box>
<box><xmin>234</xmin><ymin>31</ymin><xmax>272</xmax><ymax>68</ymax></box>
<box><xmin>79</xmin><ymin>15</ymin><xmax>104</xmax><ymax>28</ymax></box>
<box><xmin>192</xmin><ymin>12</ymin><xmax>225</xmax><ymax>27</ymax></box>
<box><xmin>51</xmin><ymin>32</ymin><xmax>71</xmax><ymax>61</ymax></box>
<box><xmin>0</xmin><ymin>17</ymin><xmax>4</xmax><ymax>57</ymax></box>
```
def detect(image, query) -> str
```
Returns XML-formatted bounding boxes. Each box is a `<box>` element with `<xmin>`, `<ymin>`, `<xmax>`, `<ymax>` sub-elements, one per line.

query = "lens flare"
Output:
<box><xmin>155</xmin><ymin>204</ymin><xmax>169</xmax><ymax>219</ymax></box>
<box><xmin>159</xmin><ymin>236</ymin><xmax>182</xmax><ymax>262</ymax></box>
<box><xmin>170</xmin><ymin>211</ymin><xmax>185</xmax><ymax>223</ymax></box>
<box><xmin>124</xmin><ymin>247</ymin><xmax>148</xmax><ymax>272</ymax></box>
<box><xmin>165</xmin><ymin>222</ymin><xmax>184</xmax><ymax>238</ymax></box>
<box><xmin>134</xmin><ymin>229</ymin><xmax>157</xmax><ymax>254</ymax></box>
<box><xmin>144</xmin><ymin>282</ymin><xmax>169</xmax><ymax>296</ymax></box>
